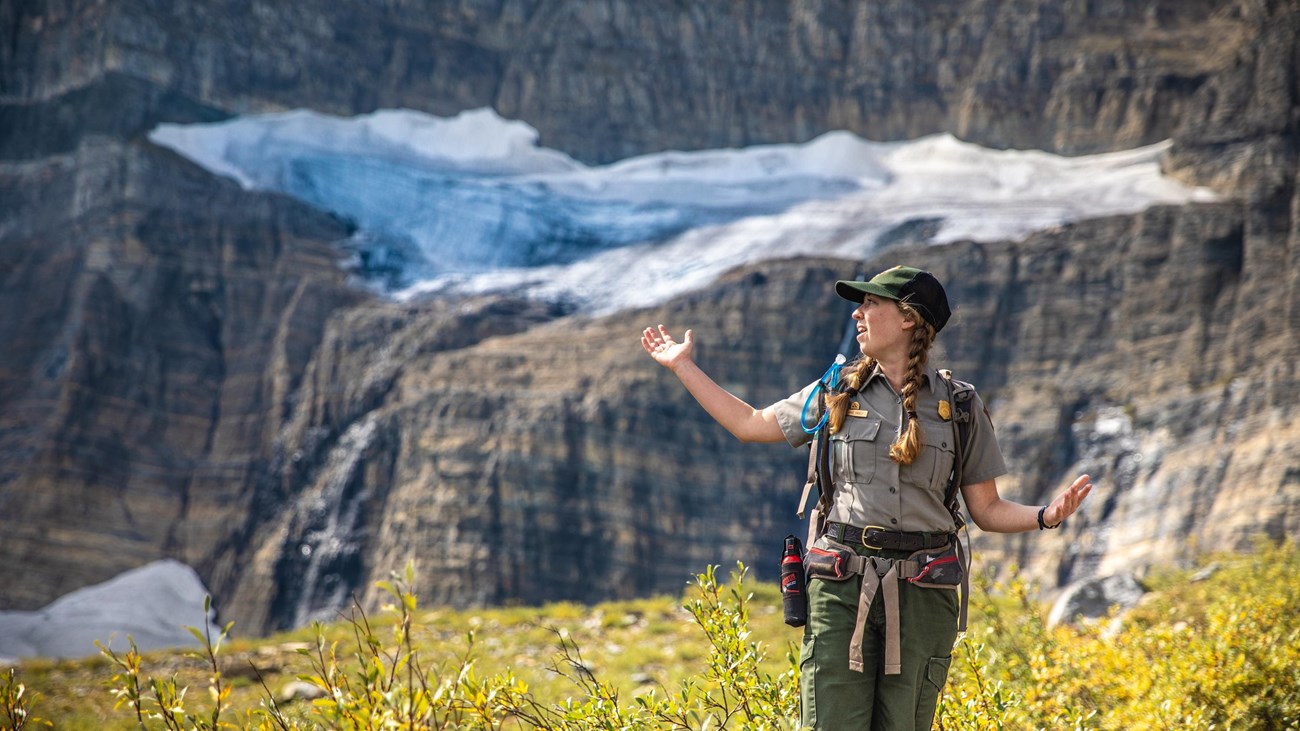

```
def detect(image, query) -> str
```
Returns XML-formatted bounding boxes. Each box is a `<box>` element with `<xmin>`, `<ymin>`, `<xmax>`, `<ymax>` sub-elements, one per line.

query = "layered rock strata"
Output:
<box><xmin>0</xmin><ymin>137</ymin><xmax>362</xmax><ymax>608</ymax></box>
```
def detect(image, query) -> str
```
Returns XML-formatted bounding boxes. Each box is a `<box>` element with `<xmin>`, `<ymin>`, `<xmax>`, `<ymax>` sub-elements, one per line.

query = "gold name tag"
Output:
<box><xmin>848</xmin><ymin>409</ymin><xmax>870</xmax><ymax>418</ymax></box>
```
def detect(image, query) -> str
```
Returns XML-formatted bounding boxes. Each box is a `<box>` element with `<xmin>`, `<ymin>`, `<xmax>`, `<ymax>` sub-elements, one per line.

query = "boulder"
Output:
<box><xmin>1048</xmin><ymin>573</ymin><xmax>1148</xmax><ymax>628</ymax></box>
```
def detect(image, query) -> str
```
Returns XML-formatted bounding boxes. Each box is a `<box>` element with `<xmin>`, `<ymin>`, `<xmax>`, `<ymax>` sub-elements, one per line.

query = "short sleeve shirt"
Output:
<box><xmin>771</xmin><ymin>365</ymin><xmax>1007</xmax><ymax>532</ymax></box>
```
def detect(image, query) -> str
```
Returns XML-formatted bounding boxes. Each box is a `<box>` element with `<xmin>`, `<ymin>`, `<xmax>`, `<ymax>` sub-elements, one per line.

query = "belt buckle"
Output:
<box><xmin>861</xmin><ymin>525</ymin><xmax>888</xmax><ymax>550</ymax></box>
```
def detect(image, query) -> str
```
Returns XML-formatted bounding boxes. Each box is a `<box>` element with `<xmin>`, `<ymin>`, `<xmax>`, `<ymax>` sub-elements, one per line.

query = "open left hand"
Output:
<box><xmin>1044</xmin><ymin>474</ymin><xmax>1094</xmax><ymax>526</ymax></box>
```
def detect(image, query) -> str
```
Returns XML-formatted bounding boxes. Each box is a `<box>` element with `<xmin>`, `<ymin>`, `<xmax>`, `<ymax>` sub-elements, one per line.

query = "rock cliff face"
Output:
<box><xmin>1</xmin><ymin>0</ymin><xmax>1297</xmax><ymax>633</ymax></box>
<box><xmin>0</xmin><ymin>0</ymin><xmax>1271</xmax><ymax>166</ymax></box>
<box><xmin>0</xmin><ymin>137</ymin><xmax>362</xmax><ymax>608</ymax></box>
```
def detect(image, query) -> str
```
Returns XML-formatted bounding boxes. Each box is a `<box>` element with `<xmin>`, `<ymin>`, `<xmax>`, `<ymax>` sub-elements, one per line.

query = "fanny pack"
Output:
<box><xmin>906</xmin><ymin>540</ymin><xmax>963</xmax><ymax>589</ymax></box>
<box><xmin>805</xmin><ymin>536</ymin><xmax>864</xmax><ymax>581</ymax></box>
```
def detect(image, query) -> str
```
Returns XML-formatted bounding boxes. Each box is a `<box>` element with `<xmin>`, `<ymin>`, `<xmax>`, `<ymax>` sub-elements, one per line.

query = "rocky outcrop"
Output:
<box><xmin>1</xmin><ymin>0</ymin><xmax>1297</xmax><ymax>634</ymax></box>
<box><xmin>1047</xmin><ymin>573</ymin><xmax>1148</xmax><ymax>628</ymax></box>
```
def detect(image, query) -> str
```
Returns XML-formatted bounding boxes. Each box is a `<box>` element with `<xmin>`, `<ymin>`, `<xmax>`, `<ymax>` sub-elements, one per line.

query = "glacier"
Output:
<box><xmin>150</xmin><ymin>107</ymin><xmax>1217</xmax><ymax>313</ymax></box>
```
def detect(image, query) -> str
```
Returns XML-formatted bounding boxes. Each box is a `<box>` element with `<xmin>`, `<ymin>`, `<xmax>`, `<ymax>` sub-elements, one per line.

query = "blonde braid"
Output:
<box><xmin>889</xmin><ymin>303</ymin><xmax>935</xmax><ymax>464</ymax></box>
<box><xmin>826</xmin><ymin>356</ymin><xmax>874</xmax><ymax>434</ymax></box>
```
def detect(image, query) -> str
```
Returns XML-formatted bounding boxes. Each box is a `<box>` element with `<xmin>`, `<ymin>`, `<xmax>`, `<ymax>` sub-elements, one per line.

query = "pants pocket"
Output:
<box><xmin>915</xmin><ymin>654</ymin><xmax>952</xmax><ymax>728</ymax></box>
<box><xmin>799</xmin><ymin>636</ymin><xmax>816</xmax><ymax>730</ymax></box>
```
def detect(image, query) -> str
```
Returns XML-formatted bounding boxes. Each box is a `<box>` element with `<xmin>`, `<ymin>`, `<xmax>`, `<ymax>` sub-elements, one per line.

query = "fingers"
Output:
<box><xmin>643</xmin><ymin>325</ymin><xmax>682</xmax><ymax>345</ymax></box>
<box><xmin>1069</xmin><ymin>474</ymin><xmax>1094</xmax><ymax>507</ymax></box>
<box><xmin>641</xmin><ymin>324</ymin><xmax>684</xmax><ymax>362</ymax></box>
<box><xmin>641</xmin><ymin>324</ymin><xmax>664</xmax><ymax>343</ymax></box>
<box><xmin>641</xmin><ymin>325</ymin><xmax>672</xmax><ymax>342</ymax></box>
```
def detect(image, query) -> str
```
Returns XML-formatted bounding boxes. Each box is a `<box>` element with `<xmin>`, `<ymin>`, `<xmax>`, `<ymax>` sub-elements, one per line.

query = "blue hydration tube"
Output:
<box><xmin>800</xmin><ymin>353</ymin><xmax>848</xmax><ymax>435</ymax></box>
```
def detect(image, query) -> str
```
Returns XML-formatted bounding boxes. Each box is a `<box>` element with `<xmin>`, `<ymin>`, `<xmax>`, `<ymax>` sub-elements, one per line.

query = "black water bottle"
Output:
<box><xmin>780</xmin><ymin>534</ymin><xmax>808</xmax><ymax>627</ymax></box>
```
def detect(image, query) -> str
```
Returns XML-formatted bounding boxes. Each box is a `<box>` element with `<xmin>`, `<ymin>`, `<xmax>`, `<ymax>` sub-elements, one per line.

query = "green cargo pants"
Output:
<box><xmin>799</xmin><ymin>547</ymin><xmax>959</xmax><ymax>731</ymax></box>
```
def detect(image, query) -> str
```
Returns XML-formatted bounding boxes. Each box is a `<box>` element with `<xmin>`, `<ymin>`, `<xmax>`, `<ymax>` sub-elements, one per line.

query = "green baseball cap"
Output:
<box><xmin>835</xmin><ymin>265</ymin><xmax>952</xmax><ymax>333</ymax></box>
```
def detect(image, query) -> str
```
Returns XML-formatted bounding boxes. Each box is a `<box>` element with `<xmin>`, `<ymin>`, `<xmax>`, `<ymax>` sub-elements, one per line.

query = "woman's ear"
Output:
<box><xmin>895</xmin><ymin>301</ymin><xmax>923</xmax><ymax>331</ymax></box>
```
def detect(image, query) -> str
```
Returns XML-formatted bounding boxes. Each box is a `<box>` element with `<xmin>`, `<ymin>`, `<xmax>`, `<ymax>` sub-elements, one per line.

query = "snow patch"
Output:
<box><xmin>0</xmin><ymin>560</ymin><xmax>220</xmax><ymax>663</ymax></box>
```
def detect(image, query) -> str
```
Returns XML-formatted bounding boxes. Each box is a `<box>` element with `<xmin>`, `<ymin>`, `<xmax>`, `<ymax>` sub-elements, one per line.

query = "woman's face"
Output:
<box><xmin>852</xmin><ymin>295</ymin><xmax>914</xmax><ymax>358</ymax></box>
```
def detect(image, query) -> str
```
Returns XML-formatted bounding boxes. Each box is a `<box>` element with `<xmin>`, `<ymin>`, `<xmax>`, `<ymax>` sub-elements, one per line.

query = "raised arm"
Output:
<box><xmin>642</xmin><ymin>324</ymin><xmax>786</xmax><ymax>444</ymax></box>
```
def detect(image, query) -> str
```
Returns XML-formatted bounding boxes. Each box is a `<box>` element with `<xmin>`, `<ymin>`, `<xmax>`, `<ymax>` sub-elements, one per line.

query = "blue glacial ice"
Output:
<box><xmin>150</xmin><ymin>108</ymin><xmax>1217</xmax><ymax>313</ymax></box>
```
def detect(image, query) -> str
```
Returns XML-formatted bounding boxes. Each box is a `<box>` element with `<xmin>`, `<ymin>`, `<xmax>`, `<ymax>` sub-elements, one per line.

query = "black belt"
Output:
<box><xmin>827</xmin><ymin>522</ymin><xmax>952</xmax><ymax>552</ymax></box>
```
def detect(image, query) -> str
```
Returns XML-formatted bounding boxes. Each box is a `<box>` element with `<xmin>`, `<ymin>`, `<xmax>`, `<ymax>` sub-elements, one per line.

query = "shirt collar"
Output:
<box><xmin>860</xmin><ymin>362</ymin><xmax>940</xmax><ymax>393</ymax></box>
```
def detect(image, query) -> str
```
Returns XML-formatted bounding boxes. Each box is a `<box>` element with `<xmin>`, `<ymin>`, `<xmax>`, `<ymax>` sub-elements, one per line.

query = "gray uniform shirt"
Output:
<box><xmin>772</xmin><ymin>364</ymin><xmax>1007</xmax><ymax>533</ymax></box>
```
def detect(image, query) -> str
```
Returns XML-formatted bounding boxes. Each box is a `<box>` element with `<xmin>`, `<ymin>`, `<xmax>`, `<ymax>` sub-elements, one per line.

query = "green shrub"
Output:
<box><xmin>2</xmin><ymin>666</ymin><xmax>51</xmax><ymax>730</ymax></box>
<box><xmin>947</xmin><ymin>541</ymin><xmax>1300</xmax><ymax>730</ymax></box>
<box><xmin>97</xmin><ymin>596</ymin><xmax>236</xmax><ymax>731</ymax></box>
<box><xmin>498</xmin><ymin>563</ymin><xmax>803</xmax><ymax>731</ymax></box>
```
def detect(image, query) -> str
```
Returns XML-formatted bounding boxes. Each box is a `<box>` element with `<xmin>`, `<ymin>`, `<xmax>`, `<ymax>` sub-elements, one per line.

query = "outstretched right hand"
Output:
<box><xmin>641</xmin><ymin>324</ymin><xmax>694</xmax><ymax>370</ymax></box>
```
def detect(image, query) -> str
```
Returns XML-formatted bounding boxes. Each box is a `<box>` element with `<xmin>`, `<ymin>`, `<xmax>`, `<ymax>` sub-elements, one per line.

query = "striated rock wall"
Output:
<box><xmin>932</xmin><ymin>202</ymin><xmax>1299</xmax><ymax>584</ymax></box>
<box><xmin>0</xmin><ymin>137</ymin><xmax>363</xmax><ymax>608</ymax></box>
<box><xmin>1</xmin><ymin>0</ymin><xmax>1297</xmax><ymax>632</ymax></box>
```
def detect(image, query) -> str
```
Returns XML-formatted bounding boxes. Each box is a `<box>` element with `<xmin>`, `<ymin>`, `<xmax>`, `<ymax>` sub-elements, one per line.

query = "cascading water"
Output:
<box><xmin>279</xmin><ymin>414</ymin><xmax>380</xmax><ymax>627</ymax></box>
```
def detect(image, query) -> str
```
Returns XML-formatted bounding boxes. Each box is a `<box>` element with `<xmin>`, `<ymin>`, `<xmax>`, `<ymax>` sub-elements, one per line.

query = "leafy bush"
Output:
<box><xmin>97</xmin><ymin>597</ymin><xmax>237</xmax><ymax>731</ymax></box>
<box><xmin>1</xmin><ymin>666</ymin><xmax>50</xmax><ymax>730</ymax></box>
<box><xmin>497</xmin><ymin>563</ymin><xmax>803</xmax><ymax>731</ymax></box>
<box><xmin>950</xmin><ymin>540</ymin><xmax>1300</xmax><ymax>730</ymax></box>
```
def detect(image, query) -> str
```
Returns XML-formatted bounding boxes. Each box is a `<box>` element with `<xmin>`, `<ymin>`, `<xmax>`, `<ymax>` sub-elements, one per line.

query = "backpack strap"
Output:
<box><xmin>938</xmin><ymin>369</ymin><xmax>975</xmax><ymax>528</ymax></box>
<box><xmin>939</xmin><ymin>368</ymin><xmax>977</xmax><ymax>632</ymax></box>
<box><xmin>797</xmin><ymin>387</ymin><xmax>833</xmax><ymax>547</ymax></box>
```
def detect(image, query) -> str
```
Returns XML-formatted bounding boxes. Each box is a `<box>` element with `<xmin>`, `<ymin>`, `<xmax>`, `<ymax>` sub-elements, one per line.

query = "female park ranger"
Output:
<box><xmin>641</xmin><ymin>265</ymin><xmax>1092</xmax><ymax>731</ymax></box>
